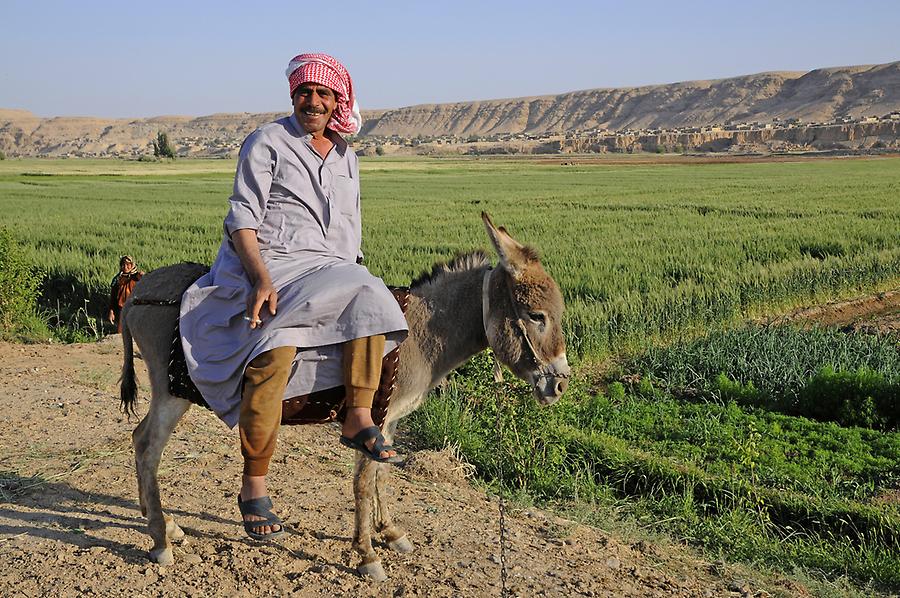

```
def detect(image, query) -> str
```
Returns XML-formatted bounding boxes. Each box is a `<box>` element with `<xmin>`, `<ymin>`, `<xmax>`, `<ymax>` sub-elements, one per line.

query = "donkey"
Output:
<box><xmin>121</xmin><ymin>213</ymin><xmax>570</xmax><ymax>580</ymax></box>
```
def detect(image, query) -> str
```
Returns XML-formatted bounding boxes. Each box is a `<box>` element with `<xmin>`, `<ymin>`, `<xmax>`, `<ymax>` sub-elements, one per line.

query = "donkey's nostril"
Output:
<box><xmin>556</xmin><ymin>378</ymin><xmax>568</xmax><ymax>396</ymax></box>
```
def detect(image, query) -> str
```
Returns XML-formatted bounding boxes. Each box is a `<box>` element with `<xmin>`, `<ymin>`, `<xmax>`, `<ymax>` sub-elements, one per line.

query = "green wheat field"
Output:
<box><xmin>1</xmin><ymin>155</ymin><xmax>898</xmax><ymax>592</ymax></box>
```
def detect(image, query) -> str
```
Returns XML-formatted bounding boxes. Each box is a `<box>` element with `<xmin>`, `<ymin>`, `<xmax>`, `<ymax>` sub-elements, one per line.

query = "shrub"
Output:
<box><xmin>797</xmin><ymin>366</ymin><xmax>898</xmax><ymax>429</ymax></box>
<box><xmin>0</xmin><ymin>228</ymin><xmax>47</xmax><ymax>340</ymax></box>
<box><xmin>0</xmin><ymin>149</ymin><xmax>6</xmax><ymax>160</ymax></box>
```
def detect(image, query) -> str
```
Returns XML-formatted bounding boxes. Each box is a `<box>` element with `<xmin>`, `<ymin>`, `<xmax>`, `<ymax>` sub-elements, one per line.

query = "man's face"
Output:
<box><xmin>293</xmin><ymin>83</ymin><xmax>337</xmax><ymax>136</ymax></box>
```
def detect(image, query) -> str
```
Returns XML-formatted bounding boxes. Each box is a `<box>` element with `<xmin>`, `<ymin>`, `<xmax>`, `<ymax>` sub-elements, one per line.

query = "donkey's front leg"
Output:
<box><xmin>374</xmin><ymin>422</ymin><xmax>413</xmax><ymax>554</ymax></box>
<box><xmin>352</xmin><ymin>454</ymin><xmax>387</xmax><ymax>580</ymax></box>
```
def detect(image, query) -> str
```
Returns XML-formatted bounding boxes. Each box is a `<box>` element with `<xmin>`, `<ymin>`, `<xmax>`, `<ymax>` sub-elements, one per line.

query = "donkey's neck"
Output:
<box><xmin>409</xmin><ymin>265</ymin><xmax>491</xmax><ymax>388</ymax></box>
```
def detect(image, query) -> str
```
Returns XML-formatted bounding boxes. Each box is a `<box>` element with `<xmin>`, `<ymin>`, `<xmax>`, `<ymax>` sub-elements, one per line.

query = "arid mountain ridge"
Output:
<box><xmin>364</xmin><ymin>62</ymin><xmax>900</xmax><ymax>136</ymax></box>
<box><xmin>1</xmin><ymin>61</ymin><xmax>898</xmax><ymax>157</ymax></box>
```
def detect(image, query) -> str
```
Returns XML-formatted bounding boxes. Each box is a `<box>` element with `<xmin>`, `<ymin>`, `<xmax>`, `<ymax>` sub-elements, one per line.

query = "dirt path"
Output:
<box><xmin>0</xmin><ymin>338</ymin><xmax>807</xmax><ymax>597</ymax></box>
<box><xmin>770</xmin><ymin>288</ymin><xmax>900</xmax><ymax>333</ymax></box>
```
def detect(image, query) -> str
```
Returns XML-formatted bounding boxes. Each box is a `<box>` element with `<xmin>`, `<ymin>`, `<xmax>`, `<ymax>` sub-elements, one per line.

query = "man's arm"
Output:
<box><xmin>231</xmin><ymin>229</ymin><xmax>277</xmax><ymax>329</ymax></box>
<box><xmin>223</xmin><ymin>129</ymin><xmax>278</xmax><ymax>329</ymax></box>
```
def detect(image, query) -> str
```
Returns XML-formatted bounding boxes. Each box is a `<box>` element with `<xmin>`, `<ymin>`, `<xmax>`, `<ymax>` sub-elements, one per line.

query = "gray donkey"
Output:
<box><xmin>120</xmin><ymin>213</ymin><xmax>570</xmax><ymax>580</ymax></box>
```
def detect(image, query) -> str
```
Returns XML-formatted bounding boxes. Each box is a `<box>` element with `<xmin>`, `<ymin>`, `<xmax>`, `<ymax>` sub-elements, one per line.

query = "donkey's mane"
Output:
<box><xmin>410</xmin><ymin>251</ymin><xmax>491</xmax><ymax>290</ymax></box>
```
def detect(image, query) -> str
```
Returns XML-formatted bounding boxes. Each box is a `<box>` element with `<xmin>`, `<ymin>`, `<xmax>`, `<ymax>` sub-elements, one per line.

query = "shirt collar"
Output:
<box><xmin>288</xmin><ymin>114</ymin><xmax>347</xmax><ymax>158</ymax></box>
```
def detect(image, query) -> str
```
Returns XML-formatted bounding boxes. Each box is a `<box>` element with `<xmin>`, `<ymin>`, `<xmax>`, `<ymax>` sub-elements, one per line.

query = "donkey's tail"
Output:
<box><xmin>119</xmin><ymin>301</ymin><xmax>138</xmax><ymax>417</ymax></box>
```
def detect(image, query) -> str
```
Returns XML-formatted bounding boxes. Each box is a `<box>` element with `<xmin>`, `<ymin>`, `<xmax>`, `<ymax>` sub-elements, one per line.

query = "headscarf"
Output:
<box><xmin>285</xmin><ymin>53</ymin><xmax>362</xmax><ymax>135</ymax></box>
<box><xmin>119</xmin><ymin>255</ymin><xmax>135</xmax><ymax>270</ymax></box>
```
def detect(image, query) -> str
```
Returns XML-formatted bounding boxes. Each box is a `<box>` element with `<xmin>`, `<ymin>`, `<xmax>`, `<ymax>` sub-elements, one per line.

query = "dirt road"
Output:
<box><xmin>0</xmin><ymin>337</ymin><xmax>806</xmax><ymax>597</ymax></box>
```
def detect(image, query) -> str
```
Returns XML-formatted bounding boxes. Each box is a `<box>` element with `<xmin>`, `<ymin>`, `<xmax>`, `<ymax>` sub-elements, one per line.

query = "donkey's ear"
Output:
<box><xmin>482</xmin><ymin>212</ymin><xmax>535</xmax><ymax>278</ymax></box>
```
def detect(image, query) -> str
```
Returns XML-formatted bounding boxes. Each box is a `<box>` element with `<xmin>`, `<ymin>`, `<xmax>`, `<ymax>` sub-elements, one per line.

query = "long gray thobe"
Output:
<box><xmin>179</xmin><ymin>115</ymin><xmax>408</xmax><ymax>428</ymax></box>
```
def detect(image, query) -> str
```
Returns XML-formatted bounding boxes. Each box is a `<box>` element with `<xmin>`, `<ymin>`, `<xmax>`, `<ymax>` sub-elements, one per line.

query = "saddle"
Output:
<box><xmin>133</xmin><ymin>263</ymin><xmax>410</xmax><ymax>429</ymax></box>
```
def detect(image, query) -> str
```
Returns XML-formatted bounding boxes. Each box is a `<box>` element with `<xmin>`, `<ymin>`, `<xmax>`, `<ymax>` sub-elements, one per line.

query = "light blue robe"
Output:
<box><xmin>179</xmin><ymin>115</ymin><xmax>408</xmax><ymax>428</ymax></box>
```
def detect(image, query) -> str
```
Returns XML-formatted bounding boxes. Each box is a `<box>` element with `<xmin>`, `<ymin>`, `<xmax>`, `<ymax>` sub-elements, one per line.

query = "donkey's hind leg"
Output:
<box><xmin>133</xmin><ymin>392</ymin><xmax>190</xmax><ymax>565</ymax></box>
<box><xmin>374</xmin><ymin>421</ymin><xmax>413</xmax><ymax>554</ymax></box>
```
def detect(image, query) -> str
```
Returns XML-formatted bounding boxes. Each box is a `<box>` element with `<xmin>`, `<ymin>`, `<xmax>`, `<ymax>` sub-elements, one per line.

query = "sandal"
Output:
<box><xmin>237</xmin><ymin>495</ymin><xmax>287</xmax><ymax>541</ymax></box>
<box><xmin>340</xmin><ymin>426</ymin><xmax>404</xmax><ymax>464</ymax></box>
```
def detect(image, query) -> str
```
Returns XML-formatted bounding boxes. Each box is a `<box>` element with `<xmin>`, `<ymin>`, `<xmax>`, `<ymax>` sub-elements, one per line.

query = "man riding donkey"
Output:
<box><xmin>179</xmin><ymin>53</ymin><xmax>407</xmax><ymax>541</ymax></box>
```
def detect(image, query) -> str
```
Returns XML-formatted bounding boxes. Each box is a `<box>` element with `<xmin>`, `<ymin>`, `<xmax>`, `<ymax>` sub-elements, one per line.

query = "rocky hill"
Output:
<box><xmin>1</xmin><ymin>61</ymin><xmax>898</xmax><ymax>157</ymax></box>
<box><xmin>361</xmin><ymin>61</ymin><xmax>900</xmax><ymax>136</ymax></box>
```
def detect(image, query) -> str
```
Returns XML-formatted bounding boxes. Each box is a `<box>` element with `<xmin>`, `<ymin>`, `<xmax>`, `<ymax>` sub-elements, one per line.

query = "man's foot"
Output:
<box><xmin>239</xmin><ymin>475</ymin><xmax>283</xmax><ymax>538</ymax></box>
<box><xmin>341</xmin><ymin>407</ymin><xmax>398</xmax><ymax>460</ymax></box>
<box><xmin>340</xmin><ymin>426</ymin><xmax>404</xmax><ymax>463</ymax></box>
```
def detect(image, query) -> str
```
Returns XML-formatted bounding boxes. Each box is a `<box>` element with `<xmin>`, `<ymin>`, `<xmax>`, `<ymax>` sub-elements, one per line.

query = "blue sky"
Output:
<box><xmin>2</xmin><ymin>0</ymin><xmax>899</xmax><ymax>118</ymax></box>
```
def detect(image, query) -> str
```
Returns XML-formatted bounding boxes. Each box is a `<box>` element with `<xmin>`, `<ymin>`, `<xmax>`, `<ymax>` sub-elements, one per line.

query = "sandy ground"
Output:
<box><xmin>3</xmin><ymin>324</ymin><xmax>861</xmax><ymax>597</ymax></box>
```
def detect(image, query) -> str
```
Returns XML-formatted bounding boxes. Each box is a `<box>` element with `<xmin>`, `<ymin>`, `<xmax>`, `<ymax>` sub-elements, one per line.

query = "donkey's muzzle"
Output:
<box><xmin>534</xmin><ymin>354</ymin><xmax>570</xmax><ymax>406</ymax></box>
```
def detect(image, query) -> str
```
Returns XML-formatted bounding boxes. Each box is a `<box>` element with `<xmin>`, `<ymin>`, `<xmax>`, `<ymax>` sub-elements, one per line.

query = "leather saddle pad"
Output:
<box><xmin>164</xmin><ymin>284</ymin><xmax>411</xmax><ymax>429</ymax></box>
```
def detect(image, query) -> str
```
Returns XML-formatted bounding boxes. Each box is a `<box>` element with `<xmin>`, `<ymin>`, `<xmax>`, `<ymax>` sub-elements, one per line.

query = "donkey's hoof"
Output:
<box><xmin>387</xmin><ymin>535</ymin><xmax>414</xmax><ymax>554</ymax></box>
<box><xmin>149</xmin><ymin>547</ymin><xmax>174</xmax><ymax>566</ymax></box>
<box><xmin>166</xmin><ymin>521</ymin><xmax>185</xmax><ymax>542</ymax></box>
<box><xmin>358</xmin><ymin>560</ymin><xmax>387</xmax><ymax>581</ymax></box>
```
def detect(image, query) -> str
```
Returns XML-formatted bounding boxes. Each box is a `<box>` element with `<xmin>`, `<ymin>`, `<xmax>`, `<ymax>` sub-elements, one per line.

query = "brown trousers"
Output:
<box><xmin>239</xmin><ymin>335</ymin><xmax>386</xmax><ymax>476</ymax></box>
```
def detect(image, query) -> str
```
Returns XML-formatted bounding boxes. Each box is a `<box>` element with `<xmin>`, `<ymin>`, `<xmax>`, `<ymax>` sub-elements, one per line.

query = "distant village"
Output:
<box><xmin>2</xmin><ymin>110</ymin><xmax>898</xmax><ymax>160</ymax></box>
<box><xmin>352</xmin><ymin>110</ymin><xmax>900</xmax><ymax>156</ymax></box>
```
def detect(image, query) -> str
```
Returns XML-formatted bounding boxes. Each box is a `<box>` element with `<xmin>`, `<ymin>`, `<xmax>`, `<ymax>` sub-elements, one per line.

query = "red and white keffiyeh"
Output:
<box><xmin>286</xmin><ymin>53</ymin><xmax>362</xmax><ymax>135</ymax></box>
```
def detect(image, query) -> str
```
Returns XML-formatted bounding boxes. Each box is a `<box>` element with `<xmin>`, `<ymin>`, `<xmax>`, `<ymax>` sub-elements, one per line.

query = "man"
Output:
<box><xmin>179</xmin><ymin>53</ymin><xmax>408</xmax><ymax>540</ymax></box>
<box><xmin>108</xmin><ymin>255</ymin><xmax>143</xmax><ymax>333</ymax></box>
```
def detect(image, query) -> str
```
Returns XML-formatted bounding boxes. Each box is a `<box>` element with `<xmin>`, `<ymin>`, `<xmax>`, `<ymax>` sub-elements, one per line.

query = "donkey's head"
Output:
<box><xmin>481</xmin><ymin>212</ymin><xmax>570</xmax><ymax>405</ymax></box>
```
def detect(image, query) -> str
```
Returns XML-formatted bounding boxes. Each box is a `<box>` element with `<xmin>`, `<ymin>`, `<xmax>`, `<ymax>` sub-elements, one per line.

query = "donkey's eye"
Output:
<box><xmin>528</xmin><ymin>312</ymin><xmax>546</xmax><ymax>324</ymax></box>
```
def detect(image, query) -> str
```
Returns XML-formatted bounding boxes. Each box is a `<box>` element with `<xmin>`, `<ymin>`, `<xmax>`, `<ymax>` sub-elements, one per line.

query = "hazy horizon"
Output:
<box><xmin>3</xmin><ymin>0</ymin><xmax>899</xmax><ymax>119</ymax></box>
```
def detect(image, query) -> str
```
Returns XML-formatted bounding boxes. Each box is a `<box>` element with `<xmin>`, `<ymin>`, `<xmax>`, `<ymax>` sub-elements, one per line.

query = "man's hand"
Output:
<box><xmin>247</xmin><ymin>278</ymin><xmax>277</xmax><ymax>329</ymax></box>
<box><xmin>231</xmin><ymin>229</ymin><xmax>276</xmax><ymax>329</ymax></box>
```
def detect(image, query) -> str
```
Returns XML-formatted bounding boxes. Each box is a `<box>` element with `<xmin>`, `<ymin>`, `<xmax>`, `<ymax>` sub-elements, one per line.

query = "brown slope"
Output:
<box><xmin>1</xmin><ymin>61</ymin><xmax>898</xmax><ymax>157</ymax></box>
<box><xmin>361</xmin><ymin>62</ymin><xmax>900</xmax><ymax>136</ymax></box>
<box><xmin>0</xmin><ymin>112</ymin><xmax>285</xmax><ymax>158</ymax></box>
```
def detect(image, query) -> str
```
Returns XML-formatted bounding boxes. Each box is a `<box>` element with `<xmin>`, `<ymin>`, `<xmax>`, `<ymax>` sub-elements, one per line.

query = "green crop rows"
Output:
<box><xmin>410</xmin><ymin>344</ymin><xmax>900</xmax><ymax>589</ymax></box>
<box><xmin>1</xmin><ymin>156</ymin><xmax>899</xmax><ymax>590</ymax></box>
<box><xmin>1</xmin><ymin>157</ymin><xmax>899</xmax><ymax>354</ymax></box>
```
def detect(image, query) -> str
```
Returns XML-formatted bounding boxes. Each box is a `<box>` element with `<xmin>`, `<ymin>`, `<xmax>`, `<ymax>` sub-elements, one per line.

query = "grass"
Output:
<box><xmin>627</xmin><ymin>324</ymin><xmax>900</xmax><ymax>428</ymax></box>
<box><xmin>1</xmin><ymin>155</ymin><xmax>899</xmax><ymax>591</ymax></box>
<box><xmin>408</xmin><ymin>341</ymin><xmax>900</xmax><ymax>590</ymax></box>
<box><xmin>0</xmin><ymin>156</ymin><xmax>899</xmax><ymax>352</ymax></box>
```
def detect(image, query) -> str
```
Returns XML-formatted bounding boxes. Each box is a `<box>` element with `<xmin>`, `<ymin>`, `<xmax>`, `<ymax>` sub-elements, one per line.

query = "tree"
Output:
<box><xmin>0</xmin><ymin>149</ymin><xmax>6</xmax><ymax>160</ymax></box>
<box><xmin>152</xmin><ymin>131</ymin><xmax>176</xmax><ymax>159</ymax></box>
<box><xmin>375</xmin><ymin>145</ymin><xmax>385</xmax><ymax>156</ymax></box>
